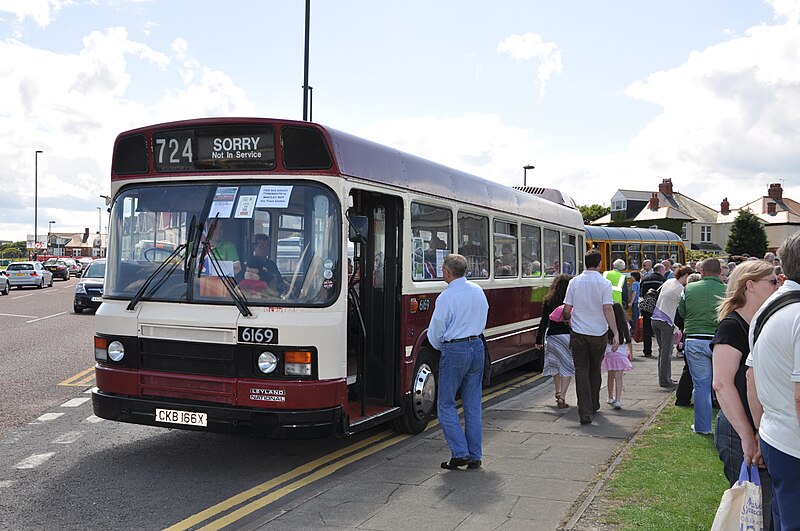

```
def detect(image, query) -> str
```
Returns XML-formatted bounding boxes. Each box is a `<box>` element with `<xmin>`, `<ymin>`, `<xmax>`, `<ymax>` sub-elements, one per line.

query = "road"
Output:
<box><xmin>0</xmin><ymin>280</ymin><xmax>545</xmax><ymax>530</ymax></box>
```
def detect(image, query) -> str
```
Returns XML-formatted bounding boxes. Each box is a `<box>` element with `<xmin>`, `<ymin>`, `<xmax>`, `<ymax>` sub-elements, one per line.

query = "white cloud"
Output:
<box><xmin>766</xmin><ymin>0</ymin><xmax>800</xmax><ymax>23</ymax></box>
<box><xmin>624</xmin><ymin>20</ymin><xmax>800</xmax><ymax>208</ymax></box>
<box><xmin>497</xmin><ymin>32</ymin><xmax>563</xmax><ymax>101</ymax></box>
<box><xmin>0</xmin><ymin>26</ymin><xmax>255</xmax><ymax>241</ymax></box>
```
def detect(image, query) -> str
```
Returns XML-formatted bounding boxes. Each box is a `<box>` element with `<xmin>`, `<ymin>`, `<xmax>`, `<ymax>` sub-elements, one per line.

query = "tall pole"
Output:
<box><xmin>302</xmin><ymin>0</ymin><xmax>311</xmax><ymax>120</ymax></box>
<box><xmin>35</xmin><ymin>150</ymin><xmax>43</xmax><ymax>259</ymax></box>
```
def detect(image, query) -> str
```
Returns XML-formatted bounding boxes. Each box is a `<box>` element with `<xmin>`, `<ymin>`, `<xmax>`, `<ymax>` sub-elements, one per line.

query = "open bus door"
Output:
<box><xmin>346</xmin><ymin>191</ymin><xmax>401</xmax><ymax>428</ymax></box>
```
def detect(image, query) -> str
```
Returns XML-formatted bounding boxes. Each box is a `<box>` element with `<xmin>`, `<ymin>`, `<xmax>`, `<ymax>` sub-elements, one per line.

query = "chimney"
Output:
<box><xmin>768</xmin><ymin>183</ymin><xmax>783</xmax><ymax>202</ymax></box>
<box><xmin>82</xmin><ymin>227</ymin><xmax>90</xmax><ymax>244</ymax></box>
<box><xmin>720</xmin><ymin>198</ymin><xmax>730</xmax><ymax>215</ymax></box>
<box><xmin>649</xmin><ymin>192</ymin><xmax>659</xmax><ymax>211</ymax></box>
<box><xmin>658</xmin><ymin>178</ymin><xmax>674</xmax><ymax>196</ymax></box>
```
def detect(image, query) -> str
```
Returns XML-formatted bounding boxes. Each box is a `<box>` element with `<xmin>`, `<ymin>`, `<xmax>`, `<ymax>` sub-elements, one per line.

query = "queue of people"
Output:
<box><xmin>428</xmin><ymin>242</ymin><xmax>799</xmax><ymax>531</ymax></box>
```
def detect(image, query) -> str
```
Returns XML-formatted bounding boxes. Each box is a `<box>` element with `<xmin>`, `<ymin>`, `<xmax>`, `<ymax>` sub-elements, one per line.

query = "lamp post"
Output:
<box><xmin>48</xmin><ymin>220</ymin><xmax>56</xmax><ymax>255</ymax></box>
<box><xmin>34</xmin><ymin>150</ymin><xmax>43</xmax><ymax>259</ymax></box>
<box><xmin>523</xmin><ymin>164</ymin><xmax>535</xmax><ymax>187</ymax></box>
<box><xmin>302</xmin><ymin>0</ymin><xmax>311</xmax><ymax>120</ymax></box>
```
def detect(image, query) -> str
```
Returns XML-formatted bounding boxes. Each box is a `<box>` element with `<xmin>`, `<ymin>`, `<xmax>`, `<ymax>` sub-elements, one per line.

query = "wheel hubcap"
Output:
<box><xmin>412</xmin><ymin>363</ymin><xmax>435</xmax><ymax>421</ymax></box>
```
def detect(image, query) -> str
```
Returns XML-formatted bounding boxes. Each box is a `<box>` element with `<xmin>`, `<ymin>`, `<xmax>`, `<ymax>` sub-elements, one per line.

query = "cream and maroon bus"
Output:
<box><xmin>92</xmin><ymin>117</ymin><xmax>584</xmax><ymax>438</ymax></box>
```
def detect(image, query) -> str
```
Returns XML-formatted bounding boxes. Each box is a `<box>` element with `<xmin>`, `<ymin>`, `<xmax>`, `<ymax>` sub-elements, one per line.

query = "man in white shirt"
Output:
<box><xmin>562</xmin><ymin>250</ymin><xmax>620</xmax><ymax>425</ymax></box>
<box><xmin>746</xmin><ymin>232</ymin><xmax>800</xmax><ymax>530</ymax></box>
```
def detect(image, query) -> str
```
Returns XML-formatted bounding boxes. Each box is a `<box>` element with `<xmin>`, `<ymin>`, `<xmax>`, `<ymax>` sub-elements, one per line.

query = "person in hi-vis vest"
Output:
<box><xmin>603</xmin><ymin>259</ymin><xmax>628</xmax><ymax>308</ymax></box>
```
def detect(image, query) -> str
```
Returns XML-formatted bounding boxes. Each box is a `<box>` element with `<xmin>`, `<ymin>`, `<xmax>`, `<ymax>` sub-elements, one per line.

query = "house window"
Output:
<box><xmin>701</xmin><ymin>226</ymin><xmax>712</xmax><ymax>242</ymax></box>
<box><xmin>611</xmin><ymin>200</ymin><xmax>626</xmax><ymax>211</ymax></box>
<box><xmin>681</xmin><ymin>222</ymin><xmax>689</xmax><ymax>241</ymax></box>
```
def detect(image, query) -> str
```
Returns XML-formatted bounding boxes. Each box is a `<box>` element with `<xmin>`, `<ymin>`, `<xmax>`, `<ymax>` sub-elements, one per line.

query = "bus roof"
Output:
<box><xmin>584</xmin><ymin>225</ymin><xmax>682</xmax><ymax>243</ymax></box>
<box><xmin>324</xmin><ymin>126</ymin><xmax>583</xmax><ymax>228</ymax></box>
<box><xmin>113</xmin><ymin>117</ymin><xmax>584</xmax><ymax>231</ymax></box>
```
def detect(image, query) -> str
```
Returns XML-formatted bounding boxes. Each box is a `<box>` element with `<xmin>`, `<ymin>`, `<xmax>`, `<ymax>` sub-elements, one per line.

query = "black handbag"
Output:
<box><xmin>638</xmin><ymin>287</ymin><xmax>659</xmax><ymax>313</ymax></box>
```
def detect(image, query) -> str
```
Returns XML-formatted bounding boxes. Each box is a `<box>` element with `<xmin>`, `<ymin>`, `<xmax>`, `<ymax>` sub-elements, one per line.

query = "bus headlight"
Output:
<box><xmin>107</xmin><ymin>341</ymin><xmax>125</xmax><ymax>362</ymax></box>
<box><xmin>257</xmin><ymin>352</ymin><xmax>278</xmax><ymax>374</ymax></box>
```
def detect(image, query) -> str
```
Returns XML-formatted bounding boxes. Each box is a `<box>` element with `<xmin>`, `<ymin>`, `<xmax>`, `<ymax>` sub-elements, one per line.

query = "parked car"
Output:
<box><xmin>0</xmin><ymin>271</ymin><xmax>9</xmax><ymax>295</ymax></box>
<box><xmin>43</xmin><ymin>258</ymin><xmax>70</xmax><ymax>280</ymax></box>
<box><xmin>74</xmin><ymin>259</ymin><xmax>106</xmax><ymax>313</ymax></box>
<box><xmin>62</xmin><ymin>258</ymin><xmax>82</xmax><ymax>277</ymax></box>
<box><xmin>78</xmin><ymin>257</ymin><xmax>95</xmax><ymax>271</ymax></box>
<box><xmin>5</xmin><ymin>261</ymin><xmax>53</xmax><ymax>289</ymax></box>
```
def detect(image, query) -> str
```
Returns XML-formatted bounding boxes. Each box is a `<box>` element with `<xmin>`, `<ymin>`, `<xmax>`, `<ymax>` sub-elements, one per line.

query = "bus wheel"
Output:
<box><xmin>393</xmin><ymin>348</ymin><xmax>438</xmax><ymax>435</ymax></box>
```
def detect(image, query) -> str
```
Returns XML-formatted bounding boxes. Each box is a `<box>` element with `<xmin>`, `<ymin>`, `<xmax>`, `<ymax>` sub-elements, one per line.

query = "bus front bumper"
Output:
<box><xmin>92</xmin><ymin>388</ymin><xmax>346</xmax><ymax>438</ymax></box>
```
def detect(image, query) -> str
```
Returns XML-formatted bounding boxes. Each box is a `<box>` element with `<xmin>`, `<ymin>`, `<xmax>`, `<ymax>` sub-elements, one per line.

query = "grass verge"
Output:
<box><xmin>601</xmin><ymin>404</ymin><xmax>729</xmax><ymax>530</ymax></box>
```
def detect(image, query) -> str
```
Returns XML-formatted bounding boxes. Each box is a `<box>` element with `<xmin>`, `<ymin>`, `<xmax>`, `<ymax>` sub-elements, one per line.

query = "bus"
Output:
<box><xmin>584</xmin><ymin>226</ymin><xmax>686</xmax><ymax>273</ymax></box>
<box><xmin>92</xmin><ymin>117</ymin><xmax>585</xmax><ymax>438</ymax></box>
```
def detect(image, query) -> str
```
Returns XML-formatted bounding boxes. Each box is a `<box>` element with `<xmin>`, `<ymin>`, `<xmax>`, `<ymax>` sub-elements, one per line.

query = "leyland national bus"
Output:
<box><xmin>92</xmin><ymin>117</ymin><xmax>585</xmax><ymax>438</ymax></box>
<box><xmin>584</xmin><ymin>225</ymin><xmax>686</xmax><ymax>273</ymax></box>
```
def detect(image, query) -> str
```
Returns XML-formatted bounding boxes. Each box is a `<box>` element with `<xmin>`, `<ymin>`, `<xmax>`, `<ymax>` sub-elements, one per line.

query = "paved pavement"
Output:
<box><xmin>255</xmin><ymin>341</ymin><xmax>679</xmax><ymax>530</ymax></box>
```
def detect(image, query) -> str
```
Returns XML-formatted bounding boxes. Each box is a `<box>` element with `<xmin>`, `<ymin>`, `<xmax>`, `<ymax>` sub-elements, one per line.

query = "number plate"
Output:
<box><xmin>238</xmin><ymin>326</ymin><xmax>278</xmax><ymax>345</ymax></box>
<box><xmin>155</xmin><ymin>408</ymin><xmax>207</xmax><ymax>427</ymax></box>
<box><xmin>91</xmin><ymin>296</ymin><xmax>103</xmax><ymax>302</ymax></box>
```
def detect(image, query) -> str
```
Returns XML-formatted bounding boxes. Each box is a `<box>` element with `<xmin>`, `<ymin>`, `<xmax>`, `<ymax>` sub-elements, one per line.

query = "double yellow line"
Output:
<box><xmin>58</xmin><ymin>367</ymin><xmax>95</xmax><ymax>387</ymax></box>
<box><xmin>166</xmin><ymin>371</ymin><xmax>543</xmax><ymax>531</ymax></box>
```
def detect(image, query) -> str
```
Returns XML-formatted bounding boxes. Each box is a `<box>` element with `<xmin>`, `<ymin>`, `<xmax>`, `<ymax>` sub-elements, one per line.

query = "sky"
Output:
<box><xmin>2</xmin><ymin>0</ymin><xmax>800</xmax><ymax>243</ymax></box>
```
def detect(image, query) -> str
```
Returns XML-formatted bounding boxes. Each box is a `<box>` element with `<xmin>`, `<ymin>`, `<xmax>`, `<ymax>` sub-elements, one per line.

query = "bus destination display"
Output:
<box><xmin>153</xmin><ymin>127</ymin><xmax>276</xmax><ymax>172</ymax></box>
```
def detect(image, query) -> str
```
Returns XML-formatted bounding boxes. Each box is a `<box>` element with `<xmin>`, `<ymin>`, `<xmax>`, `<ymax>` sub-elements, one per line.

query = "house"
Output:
<box><xmin>54</xmin><ymin>228</ymin><xmax>107</xmax><ymax>258</ymax></box>
<box><xmin>592</xmin><ymin>178</ymin><xmax>725</xmax><ymax>255</ymax></box>
<box><xmin>717</xmin><ymin>183</ymin><xmax>800</xmax><ymax>252</ymax></box>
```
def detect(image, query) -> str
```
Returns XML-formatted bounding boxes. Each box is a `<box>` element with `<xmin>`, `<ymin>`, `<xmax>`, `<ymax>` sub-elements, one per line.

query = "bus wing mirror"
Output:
<box><xmin>348</xmin><ymin>215</ymin><xmax>369</xmax><ymax>244</ymax></box>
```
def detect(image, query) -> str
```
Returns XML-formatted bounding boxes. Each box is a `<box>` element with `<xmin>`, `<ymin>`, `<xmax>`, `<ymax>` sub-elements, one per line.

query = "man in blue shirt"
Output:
<box><xmin>428</xmin><ymin>254</ymin><xmax>489</xmax><ymax>470</ymax></box>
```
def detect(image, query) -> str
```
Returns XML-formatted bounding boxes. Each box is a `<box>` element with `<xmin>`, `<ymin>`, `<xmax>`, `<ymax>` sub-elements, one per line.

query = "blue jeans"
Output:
<box><xmin>685</xmin><ymin>338</ymin><xmax>713</xmax><ymax>433</ymax></box>
<box><xmin>437</xmin><ymin>338</ymin><xmax>484</xmax><ymax>460</ymax></box>
<box><xmin>761</xmin><ymin>439</ymin><xmax>800</xmax><ymax>531</ymax></box>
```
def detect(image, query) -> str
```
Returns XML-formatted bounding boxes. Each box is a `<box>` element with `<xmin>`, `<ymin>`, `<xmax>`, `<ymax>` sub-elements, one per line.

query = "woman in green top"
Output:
<box><xmin>208</xmin><ymin>223</ymin><xmax>241</xmax><ymax>276</ymax></box>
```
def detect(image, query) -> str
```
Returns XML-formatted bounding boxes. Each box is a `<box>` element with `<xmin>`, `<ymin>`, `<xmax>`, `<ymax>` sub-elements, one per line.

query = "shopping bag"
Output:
<box><xmin>710</xmin><ymin>460</ymin><xmax>763</xmax><ymax>531</ymax></box>
<box><xmin>633</xmin><ymin>317</ymin><xmax>643</xmax><ymax>343</ymax></box>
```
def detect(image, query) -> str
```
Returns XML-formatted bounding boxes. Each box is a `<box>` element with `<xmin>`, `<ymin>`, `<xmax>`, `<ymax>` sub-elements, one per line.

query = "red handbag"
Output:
<box><xmin>633</xmin><ymin>316</ymin><xmax>644</xmax><ymax>343</ymax></box>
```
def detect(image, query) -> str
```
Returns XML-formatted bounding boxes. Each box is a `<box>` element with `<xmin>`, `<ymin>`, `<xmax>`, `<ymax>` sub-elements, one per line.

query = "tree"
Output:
<box><xmin>725</xmin><ymin>209</ymin><xmax>768</xmax><ymax>257</ymax></box>
<box><xmin>578</xmin><ymin>204</ymin><xmax>610</xmax><ymax>224</ymax></box>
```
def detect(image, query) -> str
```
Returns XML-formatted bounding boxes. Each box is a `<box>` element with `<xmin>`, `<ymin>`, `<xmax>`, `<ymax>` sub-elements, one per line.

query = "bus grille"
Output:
<box><xmin>139</xmin><ymin>339</ymin><xmax>236</xmax><ymax>377</ymax></box>
<box><xmin>140</xmin><ymin>373</ymin><xmax>235</xmax><ymax>405</ymax></box>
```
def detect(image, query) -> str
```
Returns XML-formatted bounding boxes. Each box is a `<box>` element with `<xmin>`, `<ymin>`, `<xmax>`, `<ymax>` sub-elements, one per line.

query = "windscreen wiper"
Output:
<box><xmin>126</xmin><ymin>243</ymin><xmax>188</xmax><ymax>311</ymax></box>
<box><xmin>193</xmin><ymin>216</ymin><xmax>252</xmax><ymax>317</ymax></box>
<box><xmin>198</xmin><ymin>237</ymin><xmax>253</xmax><ymax>317</ymax></box>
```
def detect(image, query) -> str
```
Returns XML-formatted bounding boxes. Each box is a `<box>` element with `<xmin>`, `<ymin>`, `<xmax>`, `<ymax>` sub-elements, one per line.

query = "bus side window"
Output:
<box><xmin>457</xmin><ymin>211</ymin><xmax>489</xmax><ymax>278</ymax></box>
<box><xmin>521</xmin><ymin>223</ymin><xmax>541</xmax><ymax>278</ymax></box>
<box><xmin>542</xmin><ymin>228</ymin><xmax>560</xmax><ymax>276</ymax></box>
<box><xmin>410</xmin><ymin>202</ymin><xmax>452</xmax><ymax>280</ymax></box>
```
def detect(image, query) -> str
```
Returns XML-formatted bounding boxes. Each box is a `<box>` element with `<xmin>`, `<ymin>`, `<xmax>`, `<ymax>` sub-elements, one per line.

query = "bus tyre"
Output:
<box><xmin>393</xmin><ymin>348</ymin><xmax>438</xmax><ymax>435</ymax></box>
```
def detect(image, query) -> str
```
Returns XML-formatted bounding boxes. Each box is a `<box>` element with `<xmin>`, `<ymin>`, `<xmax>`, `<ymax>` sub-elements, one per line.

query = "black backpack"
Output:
<box><xmin>752</xmin><ymin>290</ymin><xmax>800</xmax><ymax>344</ymax></box>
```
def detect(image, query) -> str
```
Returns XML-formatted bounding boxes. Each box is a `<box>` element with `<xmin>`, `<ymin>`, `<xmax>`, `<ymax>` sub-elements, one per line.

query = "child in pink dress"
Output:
<box><xmin>602</xmin><ymin>302</ymin><xmax>633</xmax><ymax>410</ymax></box>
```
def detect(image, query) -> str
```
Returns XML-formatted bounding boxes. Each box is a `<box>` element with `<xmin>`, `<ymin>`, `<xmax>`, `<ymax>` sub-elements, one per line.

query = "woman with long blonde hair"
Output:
<box><xmin>711</xmin><ymin>259</ymin><xmax>777</xmax><ymax>529</ymax></box>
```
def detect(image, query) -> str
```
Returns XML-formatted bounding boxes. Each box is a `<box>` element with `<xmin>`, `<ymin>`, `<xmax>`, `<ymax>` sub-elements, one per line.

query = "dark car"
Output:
<box><xmin>44</xmin><ymin>258</ymin><xmax>70</xmax><ymax>280</ymax></box>
<box><xmin>0</xmin><ymin>271</ymin><xmax>8</xmax><ymax>295</ymax></box>
<box><xmin>74</xmin><ymin>259</ymin><xmax>105</xmax><ymax>313</ymax></box>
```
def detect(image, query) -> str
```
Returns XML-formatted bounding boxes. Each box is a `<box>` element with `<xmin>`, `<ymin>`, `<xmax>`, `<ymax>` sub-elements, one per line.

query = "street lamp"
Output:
<box><xmin>48</xmin><ymin>220</ymin><xmax>56</xmax><ymax>255</ymax></box>
<box><xmin>302</xmin><ymin>0</ymin><xmax>311</xmax><ymax>120</ymax></box>
<box><xmin>34</xmin><ymin>150</ymin><xmax>43</xmax><ymax>259</ymax></box>
<box><xmin>523</xmin><ymin>164</ymin><xmax>535</xmax><ymax>187</ymax></box>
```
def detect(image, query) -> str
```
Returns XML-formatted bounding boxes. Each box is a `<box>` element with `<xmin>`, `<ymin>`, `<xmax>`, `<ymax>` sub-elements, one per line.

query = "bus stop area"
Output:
<box><xmin>251</xmin><ymin>341</ymin><xmax>678</xmax><ymax>530</ymax></box>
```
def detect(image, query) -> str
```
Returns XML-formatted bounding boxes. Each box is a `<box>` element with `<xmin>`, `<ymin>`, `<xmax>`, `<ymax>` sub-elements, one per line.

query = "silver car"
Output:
<box><xmin>0</xmin><ymin>271</ymin><xmax>8</xmax><ymax>295</ymax></box>
<box><xmin>5</xmin><ymin>261</ymin><xmax>54</xmax><ymax>289</ymax></box>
